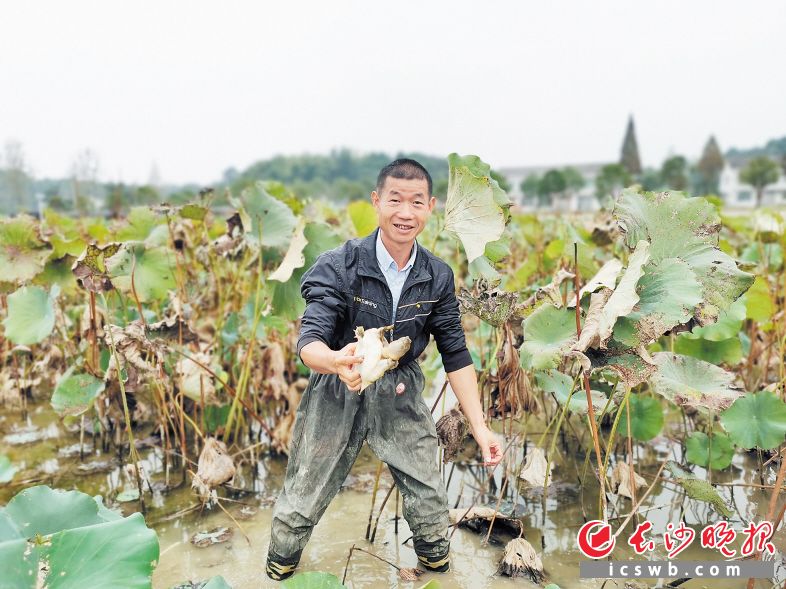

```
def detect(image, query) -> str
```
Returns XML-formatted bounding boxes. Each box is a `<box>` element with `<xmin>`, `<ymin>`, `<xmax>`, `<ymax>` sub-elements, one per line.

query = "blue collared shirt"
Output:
<box><xmin>375</xmin><ymin>230</ymin><xmax>417</xmax><ymax>323</ymax></box>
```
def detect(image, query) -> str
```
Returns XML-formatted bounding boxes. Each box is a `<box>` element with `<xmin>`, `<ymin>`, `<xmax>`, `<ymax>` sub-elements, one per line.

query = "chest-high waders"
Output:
<box><xmin>265</xmin><ymin>361</ymin><xmax>450</xmax><ymax>580</ymax></box>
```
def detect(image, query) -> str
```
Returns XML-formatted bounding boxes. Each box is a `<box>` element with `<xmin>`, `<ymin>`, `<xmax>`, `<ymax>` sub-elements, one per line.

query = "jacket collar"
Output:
<box><xmin>358</xmin><ymin>228</ymin><xmax>432</xmax><ymax>284</ymax></box>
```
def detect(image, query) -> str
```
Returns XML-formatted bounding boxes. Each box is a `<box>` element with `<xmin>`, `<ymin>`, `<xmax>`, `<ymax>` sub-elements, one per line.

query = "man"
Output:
<box><xmin>266</xmin><ymin>158</ymin><xmax>502</xmax><ymax>581</ymax></box>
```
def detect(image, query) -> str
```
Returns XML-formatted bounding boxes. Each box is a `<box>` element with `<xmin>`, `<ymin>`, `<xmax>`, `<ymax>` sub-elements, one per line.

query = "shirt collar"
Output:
<box><xmin>376</xmin><ymin>229</ymin><xmax>417</xmax><ymax>272</ymax></box>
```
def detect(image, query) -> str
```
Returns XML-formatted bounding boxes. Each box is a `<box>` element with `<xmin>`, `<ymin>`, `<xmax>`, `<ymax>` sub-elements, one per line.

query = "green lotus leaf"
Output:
<box><xmin>51</xmin><ymin>367</ymin><xmax>106</xmax><ymax>417</ymax></box>
<box><xmin>720</xmin><ymin>391</ymin><xmax>786</xmax><ymax>450</ymax></box>
<box><xmin>282</xmin><ymin>572</ymin><xmax>346</xmax><ymax>589</ymax></box>
<box><xmin>49</xmin><ymin>234</ymin><xmax>88</xmax><ymax>258</ymax></box>
<box><xmin>232</xmin><ymin>182</ymin><xmax>297</xmax><ymax>250</ymax></box>
<box><xmin>0</xmin><ymin>485</ymin><xmax>158</xmax><ymax>588</ymax></box>
<box><xmin>485</xmin><ymin>236</ymin><xmax>511</xmax><ymax>263</ymax></box>
<box><xmin>35</xmin><ymin>257</ymin><xmax>79</xmax><ymax>296</ymax></box>
<box><xmin>179</xmin><ymin>203</ymin><xmax>208</xmax><ymax>221</ymax></box>
<box><xmin>106</xmin><ymin>242</ymin><xmax>176</xmax><ymax>302</ymax></box>
<box><xmin>619</xmin><ymin>395</ymin><xmax>664</xmax><ymax>441</ymax></box>
<box><xmin>740</xmin><ymin>242</ymin><xmax>783</xmax><ymax>271</ymax></box>
<box><xmin>0</xmin><ymin>215</ymin><xmax>52</xmax><ymax>284</ymax></box>
<box><xmin>613</xmin><ymin>189</ymin><xmax>753</xmax><ymax>323</ymax></box>
<box><xmin>665</xmin><ymin>461</ymin><xmax>733</xmax><ymax>518</ymax></box>
<box><xmin>648</xmin><ymin>352</ymin><xmax>743</xmax><ymax>413</ymax></box>
<box><xmin>445</xmin><ymin>153</ymin><xmax>512</xmax><ymax>264</ymax></box>
<box><xmin>348</xmin><ymin>200</ymin><xmax>377</xmax><ymax>237</ymax></box>
<box><xmin>744</xmin><ymin>276</ymin><xmax>774</xmax><ymax>323</ymax></box>
<box><xmin>685</xmin><ymin>431</ymin><xmax>734</xmax><ymax>470</ymax></box>
<box><xmin>0</xmin><ymin>454</ymin><xmax>17</xmax><ymax>484</ymax></box>
<box><xmin>672</xmin><ymin>335</ymin><xmax>742</xmax><ymax>365</ymax></box>
<box><xmin>519</xmin><ymin>304</ymin><xmax>577</xmax><ymax>370</ymax></box>
<box><xmin>271</xmin><ymin>223</ymin><xmax>342</xmax><ymax>320</ymax></box>
<box><xmin>2</xmin><ymin>284</ymin><xmax>58</xmax><ymax>345</ymax></box>
<box><xmin>116</xmin><ymin>207</ymin><xmax>165</xmax><ymax>242</ymax></box>
<box><xmin>535</xmin><ymin>370</ymin><xmax>610</xmax><ymax>416</ymax></box>
<box><xmin>623</xmin><ymin>257</ymin><xmax>703</xmax><ymax>347</ymax></box>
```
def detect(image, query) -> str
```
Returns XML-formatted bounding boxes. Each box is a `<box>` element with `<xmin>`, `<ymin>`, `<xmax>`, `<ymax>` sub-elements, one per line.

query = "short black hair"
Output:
<box><xmin>376</xmin><ymin>158</ymin><xmax>433</xmax><ymax>196</ymax></box>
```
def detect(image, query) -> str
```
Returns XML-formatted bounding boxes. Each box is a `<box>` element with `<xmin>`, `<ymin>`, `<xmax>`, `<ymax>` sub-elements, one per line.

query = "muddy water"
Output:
<box><xmin>2</xmin><ymin>393</ymin><xmax>785</xmax><ymax>589</ymax></box>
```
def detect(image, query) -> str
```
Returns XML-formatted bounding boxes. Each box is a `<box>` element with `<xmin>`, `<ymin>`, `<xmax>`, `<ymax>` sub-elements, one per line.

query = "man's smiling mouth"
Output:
<box><xmin>394</xmin><ymin>223</ymin><xmax>414</xmax><ymax>230</ymax></box>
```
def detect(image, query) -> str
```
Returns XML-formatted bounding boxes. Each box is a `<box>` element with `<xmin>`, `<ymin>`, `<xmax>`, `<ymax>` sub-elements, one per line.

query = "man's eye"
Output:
<box><xmin>390</xmin><ymin>199</ymin><xmax>399</xmax><ymax>204</ymax></box>
<box><xmin>414</xmin><ymin>201</ymin><xmax>423</xmax><ymax>206</ymax></box>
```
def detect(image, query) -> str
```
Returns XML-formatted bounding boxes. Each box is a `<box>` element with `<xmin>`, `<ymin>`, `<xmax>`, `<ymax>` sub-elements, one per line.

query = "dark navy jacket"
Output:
<box><xmin>296</xmin><ymin>228</ymin><xmax>473</xmax><ymax>373</ymax></box>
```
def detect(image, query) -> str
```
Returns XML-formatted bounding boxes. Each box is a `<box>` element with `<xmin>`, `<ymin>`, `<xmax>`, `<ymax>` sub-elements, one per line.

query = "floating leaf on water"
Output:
<box><xmin>648</xmin><ymin>352</ymin><xmax>743</xmax><ymax>413</ymax></box>
<box><xmin>51</xmin><ymin>367</ymin><xmax>106</xmax><ymax>417</ymax></box>
<box><xmin>720</xmin><ymin>391</ymin><xmax>786</xmax><ymax>450</ymax></box>
<box><xmin>444</xmin><ymin>153</ymin><xmax>512</xmax><ymax>264</ymax></box>
<box><xmin>610</xmin><ymin>462</ymin><xmax>646</xmax><ymax>499</ymax></box>
<box><xmin>498</xmin><ymin>537</ymin><xmax>545</xmax><ymax>582</ymax></box>
<box><xmin>282</xmin><ymin>571</ymin><xmax>347</xmax><ymax>589</ymax></box>
<box><xmin>0</xmin><ymin>215</ymin><xmax>52</xmax><ymax>284</ymax></box>
<box><xmin>685</xmin><ymin>431</ymin><xmax>734</xmax><ymax>470</ymax></box>
<box><xmin>665</xmin><ymin>461</ymin><xmax>733</xmax><ymax>518</ymax></box>
<box><xmin>190</xmin><ymin>527</ymin><xmax>233</xmax><ymax>548</ymax></box>
<box><xmin>519</xmin><ymin>447</ymin><xmax>553</xmax><ymax>488</ymax></box>
<box><xmin>0</xmin><ymin>485</ymin><xmax>158</xmax><ymax>588</ymax></box>
<box><xmin>2</xmin><ymin>284</ymin><xmax>58</xmax><ymax>345</ymax></box>
<box><xmin>116</xmin><ymin>488</ymin><xmax>140</xmax><ymax>503</ymax></box>
<box><xmin>448</xmin><ymin>505</ymin><xmax>523</xmax><ymax>538</ymax></box>
<box><xmin>0</xmin><ymin>454</ymin><xmax>18</xmax><ymax>483</ymax></box>
<box><xmin>618</xmin><ymin>395</ymin><xmax>664</xmax><ymax>441</ymax></box>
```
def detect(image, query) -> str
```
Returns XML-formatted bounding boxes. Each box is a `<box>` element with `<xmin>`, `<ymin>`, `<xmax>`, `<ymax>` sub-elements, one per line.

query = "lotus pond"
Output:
<box><xmin>1</xmin><ymin>156</ymin><xmax>785</xmax><ymax>588</ymax></box>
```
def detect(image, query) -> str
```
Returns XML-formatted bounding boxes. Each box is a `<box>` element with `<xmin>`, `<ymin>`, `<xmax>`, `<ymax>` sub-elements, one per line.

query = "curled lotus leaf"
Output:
<box><xmin>445</xmin><ymin>153</ymin><xmax>512</xmax><ymax>264</ymax></box>
<box><xmin>567</xmin><ymin>258</ymin><xmax>622</xmax><ymax>307</ymax></box>
<box><xmin>71</xmin><ymin>242</ymin><xmax>122</xmax><ymax>293</ymax></box>
<box><xmin>269</xmin><ymin>217</ymin><xmax>308</xmax><ymax>282</ymax></box>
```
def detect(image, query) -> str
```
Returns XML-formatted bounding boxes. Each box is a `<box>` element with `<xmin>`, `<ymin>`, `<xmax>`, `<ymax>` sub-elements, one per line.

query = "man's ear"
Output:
<box><xmin>428</xmin><ymin>195</ymin><xmax>437</xmax><ymax>212</ymax></box>
<box><xmin>371</xmin><ymin>190</ymin><xmax>380</xmax><ymax>208</ymax></box>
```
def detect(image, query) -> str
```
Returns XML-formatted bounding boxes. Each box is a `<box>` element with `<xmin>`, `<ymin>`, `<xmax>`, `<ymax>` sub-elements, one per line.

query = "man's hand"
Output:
<box><xmin>470</xmin><ymin>423</ymin><xmax>502</xmax><ymax>467</ymax></box>
<box><xmin>333</xmin><ymin>342</ymin><xmax>364</xmax><ymax>392</ymax></box>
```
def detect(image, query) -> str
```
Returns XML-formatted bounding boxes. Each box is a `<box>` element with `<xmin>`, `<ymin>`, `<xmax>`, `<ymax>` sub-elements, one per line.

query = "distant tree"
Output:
<box><xmin>70</xmin><ymin>148</ymin><xmax>101</xmax><ymax>215</ymax></box>
<box><xmin>520</xmin><ymin>174</ymin><xmax>540</xmax><ymax>198</ymax></box>
<box><xmin>538</xmin><ymin>169</ymin><xmax>566</xmax><ymax>208</ymax></box>
<box><xmin>134</xmin><ymin>185</ymin><xmax>160</xmax><ymax>206</ymax></box>
<box><xmin>1</xmin><ymin>140</ymin><xmax>35</xmax><ymax>214</ymax></box>
<box><xmin>490</xmin><ymin>170</ymin><xmax>511</xmax><ymax>192</ymax></box>
<box><xmin>620</xmin><ymin>116</ymin><xmax>642</xmax><ymax>176</ymax></box>
<box><xmin>660</xmin><ymin>155</ymin><xmax>689</xmax><ymax>191</ymax></box>
<box><xmin>596</xmin><ymin>163</ymin><xmax>631</xmax><ymax>200</ymax></box>
<box><xmin>562</xmin><ymin>167</ymin><xmax>585</xmax><ymax>193</ymax></box>
<box><xmin>105</xmin><ymin>183</ymin><xmax>127</xmax><ymax>218</ymax></box>
<box><xmin>694</xmin><ymin>136</ymin><xmax>724</xmax><ymax>195</ymax></box>
<box><xmin>640</xmin><ymin>169</ymin><xmax>663</xmax><ymax>192</ymax></box>
<box><xmin>739</xmin><ymin>156</ymin><xmax>780</xmax><ymax>207</ymax></box>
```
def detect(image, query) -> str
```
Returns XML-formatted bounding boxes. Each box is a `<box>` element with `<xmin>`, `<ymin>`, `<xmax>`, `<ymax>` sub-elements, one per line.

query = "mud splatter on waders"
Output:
<box><xmin>266</xmin><ymin>229</ymin><xmax>473</xmax><ymax>581</ymax></box>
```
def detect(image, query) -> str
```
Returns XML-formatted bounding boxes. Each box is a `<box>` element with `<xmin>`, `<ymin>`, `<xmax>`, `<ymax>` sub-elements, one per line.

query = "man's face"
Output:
<box><xmin>371</xmin><ymin>176</ymin><xmax>436</xmax><ymax>248</ymax></box>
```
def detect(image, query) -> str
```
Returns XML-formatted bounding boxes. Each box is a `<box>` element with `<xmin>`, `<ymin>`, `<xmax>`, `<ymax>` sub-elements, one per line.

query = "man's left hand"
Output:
<box><xmin>471</xmin><ymin>424</ymin><xmax>502</xmax><ymax>467</ymax></box>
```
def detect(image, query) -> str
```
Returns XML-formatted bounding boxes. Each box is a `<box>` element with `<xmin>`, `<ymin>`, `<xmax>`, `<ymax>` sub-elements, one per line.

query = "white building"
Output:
<box><xmin>498</xmin><ymin>163</ymin><xmax>606</xmax><ymax>212</ymax></box>
<box><xmin>718</xmin><ymin>162</ymin><xmax>786</xmax><ymax>208</ymax></box>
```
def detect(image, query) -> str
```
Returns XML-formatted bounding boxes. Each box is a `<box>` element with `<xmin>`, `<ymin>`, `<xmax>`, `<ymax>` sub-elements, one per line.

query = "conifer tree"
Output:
<box><xmin>696</xmin><ymin>136</ymin><xmax>725</xmax><ymax>195</ymax></box>
<box><xmin>620</xmin><ymin>115</ymin><xmax>642</xmax><ymax>176</ymax></box>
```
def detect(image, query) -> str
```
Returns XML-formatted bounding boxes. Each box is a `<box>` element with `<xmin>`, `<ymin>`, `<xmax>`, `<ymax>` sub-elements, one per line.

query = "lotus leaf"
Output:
<box><xmin>347</xmin><ymin>200</ymin><xmax>377</xmax><ymax>237</ymax></box>
<box><xmin>269</xmin><ymin>218</ymin><xmax>308</xmax><ymax>283</ymax></box>
<box><xmin>519</xmin><ymin>304</ymin><xmax>577</xmax><ymax>370</ymax></box>
<box><xmin>445</xmin><ymin>153</ymin><xmax>511</xmax><ymax>264</ymax></box>
<box><xmin>2</xmin><ymin>284</ymin><xmax>58</xmax><ymax>345</ymax></box>
<box><xmin>51</xmin><ymin>367</ymin><xmax>106</xmax><ymax>417</ymax></box>
<box><xmin>619</xmin><ymin>395</ymin><xmax>664</xmax><ymax>441</ymax></box>
<box><xmin>720</xmin><ymin>391</ymin><xmax>786</xmax><ymax>450</ymax></box>
<box><xmin>685</xmin><ymin>431</ymin><xmax>734</xmax><ymax>470</ymax></box>
<box><xmin>0</xmin><ymin>215</ymin><xmax>52</xmax><ymax>284</ymax></box>
<box><xmin>232</xmin><ymin>181</ymin><xmax>297</xmax><ymax>249</ymax></box>
<box><xmin>106</xmin><ymin>242</ymin><xmax>176</xmax><ymax>302</ymax></box>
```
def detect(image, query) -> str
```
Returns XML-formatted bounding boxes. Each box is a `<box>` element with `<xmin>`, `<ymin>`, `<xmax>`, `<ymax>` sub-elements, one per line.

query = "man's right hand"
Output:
<box><xmin>332</xmin><ymin>342</ymin><xmax>364</xmax><ymax>392</ymax></box>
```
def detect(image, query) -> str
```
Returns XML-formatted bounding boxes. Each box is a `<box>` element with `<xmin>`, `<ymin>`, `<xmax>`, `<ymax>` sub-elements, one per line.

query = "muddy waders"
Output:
<box><xmin>265</xmin><ymin>361</ymin><xmax>450</xmax><ymax>580</ymax></box>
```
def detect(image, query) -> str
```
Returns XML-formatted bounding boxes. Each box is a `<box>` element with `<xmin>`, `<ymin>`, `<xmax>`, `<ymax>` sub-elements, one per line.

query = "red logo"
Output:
<box><xmin>577</xmin><ymin>520</ymin><xmax>615</xmax><ymax>559</ymax></box>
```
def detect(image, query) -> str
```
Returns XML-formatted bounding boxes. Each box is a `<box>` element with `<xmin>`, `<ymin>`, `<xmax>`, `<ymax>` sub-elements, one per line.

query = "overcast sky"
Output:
<box><xmin>2</xmin><ymin>0</ymin><xmax>784</xmax><ymax>185</ymax></box>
